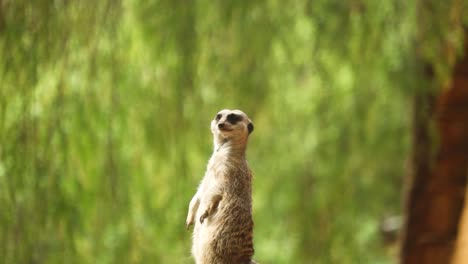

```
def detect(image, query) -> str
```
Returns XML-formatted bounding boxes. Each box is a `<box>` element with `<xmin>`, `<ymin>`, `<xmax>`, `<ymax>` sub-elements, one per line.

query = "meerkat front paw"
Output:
<box><xmin>186</xmin><ymin>195</ymin><xmax>200</xmax><ymax>230</ymax></box>
<box><xmin>199</xmin><ymin>194</ymin><xmax>223</xmax><ymax>224</ymax></box>
<box><xmin>186</xmin><ymin>215</ymin><xmax>195</xmax><ymax>229</ymax></box>
<box><xmin>200</xmin><ymin>211</ymin><xmax>209</xmax><ymax>224</ymax></box>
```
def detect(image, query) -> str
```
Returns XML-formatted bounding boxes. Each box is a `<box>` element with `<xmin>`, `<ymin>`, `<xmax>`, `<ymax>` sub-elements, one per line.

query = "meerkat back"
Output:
<box><xmin>186</xmin><ymin>109</ymin><xmax>257</xmax><ymax>264</ymax></box>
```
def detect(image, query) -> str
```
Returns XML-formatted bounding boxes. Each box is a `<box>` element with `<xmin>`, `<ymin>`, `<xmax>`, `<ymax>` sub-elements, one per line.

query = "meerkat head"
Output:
<box><xmin>211</xmin><ymin>109</ymin><xmax>254</xmax><ymax>149</ymax></box>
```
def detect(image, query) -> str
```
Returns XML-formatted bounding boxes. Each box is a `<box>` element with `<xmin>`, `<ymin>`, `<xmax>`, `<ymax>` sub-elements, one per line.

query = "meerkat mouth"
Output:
<box><xmin>218</xmin><ymin>127</ymin><xmax>233</xmax><ymax>132</ymax></box>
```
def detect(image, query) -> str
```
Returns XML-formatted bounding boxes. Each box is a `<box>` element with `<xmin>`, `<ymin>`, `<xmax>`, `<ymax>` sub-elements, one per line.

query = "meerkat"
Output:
<box><xmin>186</xmin><ymin>109</ymin><xmax>256</xmax><ymax>264</ymax></box>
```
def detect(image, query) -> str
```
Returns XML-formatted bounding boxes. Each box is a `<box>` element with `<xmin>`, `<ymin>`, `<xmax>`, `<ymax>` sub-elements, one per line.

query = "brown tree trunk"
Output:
<box><xmin>450</xmin><ymin>35</ymin><xmax>468</xmax><ymax>264</ymax></box>
<box><xmin>401</xmin><ymin>34</ymin><xmax>468</xmax><ymax>264</ymax></box>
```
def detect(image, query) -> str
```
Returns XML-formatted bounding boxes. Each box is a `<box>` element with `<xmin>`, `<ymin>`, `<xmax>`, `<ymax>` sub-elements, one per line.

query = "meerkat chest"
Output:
<box><xmin>207</xmin><ymin>155</ymin><xmax>233</xmax><ymax>176</ymax></box>
<box><xmin>205</xmin><ymin>164</ymin><xmax>229</xmax><ymax>187</ymax></box>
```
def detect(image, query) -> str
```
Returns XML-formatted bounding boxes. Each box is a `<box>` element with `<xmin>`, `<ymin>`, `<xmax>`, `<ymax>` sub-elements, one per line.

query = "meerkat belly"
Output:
<box><xmin>210</xmin><ymin>196</ymin><xmax>254</xmax><ymax>260</ymax></box>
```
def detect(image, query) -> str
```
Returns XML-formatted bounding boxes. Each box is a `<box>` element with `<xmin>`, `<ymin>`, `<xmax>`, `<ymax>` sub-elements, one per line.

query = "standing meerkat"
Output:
<box><xmin>186</xmin><ymin>109</ymin><xmax>256</xmax><ymax>264</ymax></box>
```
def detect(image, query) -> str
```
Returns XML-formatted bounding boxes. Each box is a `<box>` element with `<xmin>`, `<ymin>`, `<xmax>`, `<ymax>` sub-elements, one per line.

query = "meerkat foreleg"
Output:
<box><xmin>186</xmin><ymin>194</ymin><xmax>200</xmax><ymax>229</ymax></box>
<box><xmin>200</xmin><ymin>193</ymin><xmax>223</xmax><ymax>224</ymax></box>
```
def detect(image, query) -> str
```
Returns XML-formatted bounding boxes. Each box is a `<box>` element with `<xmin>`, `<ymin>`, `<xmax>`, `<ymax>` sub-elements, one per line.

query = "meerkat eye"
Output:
<box><xmin>215</xmin><ymin>114</ymin><xmax>222</xmax><ymax>121</ymax></box>
<box><xmin>226</xmin><ymin>114</ymin><xmax>242</xmax><ymax>124</ymax></box>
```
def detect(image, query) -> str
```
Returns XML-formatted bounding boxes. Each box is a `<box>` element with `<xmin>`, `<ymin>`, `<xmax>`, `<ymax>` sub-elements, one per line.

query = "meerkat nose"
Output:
<box><xmin>218</xmin><ymin>123</ymin><xmax>225</xmax><ymax>129</ymax></box>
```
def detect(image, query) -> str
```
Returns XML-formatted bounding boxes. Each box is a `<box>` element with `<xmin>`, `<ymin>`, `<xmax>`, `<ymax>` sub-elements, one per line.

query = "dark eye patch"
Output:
<box><xmin>226</xmin><ymin>113</ymin><xmax>242</xmax><ymax>124</ymax></box>
<box><xmin>215</xmin><ymin>114</ymin><xmax>222</xmax><ymax>121</ymax></box>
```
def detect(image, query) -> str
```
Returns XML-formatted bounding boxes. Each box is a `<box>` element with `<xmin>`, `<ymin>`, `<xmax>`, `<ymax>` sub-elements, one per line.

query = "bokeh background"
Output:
<box><xmin>0</xmin><ymin>1</ymin><xmax>467</xmax><ymax>263</ymax></box>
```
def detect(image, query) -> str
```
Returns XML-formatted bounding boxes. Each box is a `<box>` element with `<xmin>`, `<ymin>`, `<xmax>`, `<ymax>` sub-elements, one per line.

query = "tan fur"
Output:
<box><xmin>186</xmin><ymin>109</ymin><xmax>256</xmax><ymax>264</ymax></box>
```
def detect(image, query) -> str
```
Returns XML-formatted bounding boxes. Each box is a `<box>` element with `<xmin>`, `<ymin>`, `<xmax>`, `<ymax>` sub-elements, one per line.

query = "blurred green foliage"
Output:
<box><xmin>0</xmin><ymin>0</ymin><xmax>466</xmax><ymax>263</ymax></box>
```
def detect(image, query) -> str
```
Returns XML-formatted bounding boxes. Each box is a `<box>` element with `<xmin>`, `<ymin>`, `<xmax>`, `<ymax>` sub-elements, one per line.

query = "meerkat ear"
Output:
<box><xmin>247</xmin><ymin>122</ymin><xmax>254</xmax><ymax>135</ymax></box>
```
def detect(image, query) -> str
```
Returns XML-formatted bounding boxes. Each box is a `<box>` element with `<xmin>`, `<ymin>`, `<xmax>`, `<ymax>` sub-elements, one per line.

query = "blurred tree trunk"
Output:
<box><xmin>450</xmin><ymin>34</ymin><xmax>468</xmax><ymax>264</ymax></box>
<box><xmin>401</xmin><ymin>33</ymin><xmax>468</xmax><ymax>264</ymax></box>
